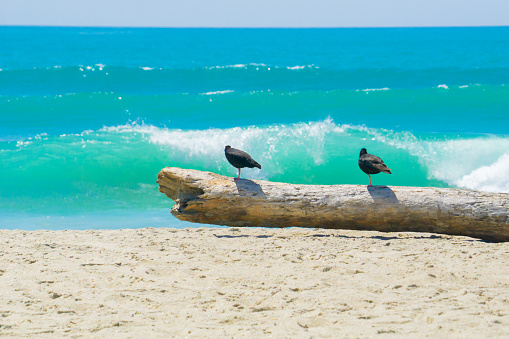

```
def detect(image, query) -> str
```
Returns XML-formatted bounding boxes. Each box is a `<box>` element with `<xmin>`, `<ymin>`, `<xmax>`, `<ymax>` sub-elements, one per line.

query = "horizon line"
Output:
<box><xmin>1</xmin><ymin>24</ymin><xmax>508</xmax><ymax>29</ymax></box>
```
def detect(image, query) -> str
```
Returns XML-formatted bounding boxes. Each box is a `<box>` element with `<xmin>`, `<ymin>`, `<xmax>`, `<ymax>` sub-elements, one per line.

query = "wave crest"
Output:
<box><xmin>456</xmin><ymin>153</ymin><xmax>509</xmax><ymax>193</ymax></box>
<box><xmin>7</xmin><ymin>119</ymin><xmax>509</xmax><ymax>193</ymax></box>
<box><xmin>103</xmin><ymin>120</ymin><xmax>509</xmax><ymax>192</ymax></box>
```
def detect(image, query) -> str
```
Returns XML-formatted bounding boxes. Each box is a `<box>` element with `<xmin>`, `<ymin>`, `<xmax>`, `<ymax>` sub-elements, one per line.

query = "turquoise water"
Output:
<box><xmin>1</xmin><ymin>26</ymin><xmax>509</xmax><ymax>230</ymax></box>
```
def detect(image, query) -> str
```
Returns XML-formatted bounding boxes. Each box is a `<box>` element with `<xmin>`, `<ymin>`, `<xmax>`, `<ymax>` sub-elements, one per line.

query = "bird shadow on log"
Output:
<box><xmin>367</xmin><ymin>185</ymin><xmax>399</xmax><ymax>204</ymax></box>
<box><xmin>234</xmin><ymin>179</ymin><xmax>267</xmax><ymax>198</ymax></box>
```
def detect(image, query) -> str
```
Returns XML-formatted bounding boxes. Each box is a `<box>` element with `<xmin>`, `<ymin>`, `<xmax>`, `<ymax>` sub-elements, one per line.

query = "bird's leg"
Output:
<box><xmin>234</xmin><ymin>168</ymin><xmax>241</xmax><ymax>181</ymax></box>
<box><xmin>368</xmin><ymin>174</ymin><xmax>373</xmax><ymax>187</ymax></box>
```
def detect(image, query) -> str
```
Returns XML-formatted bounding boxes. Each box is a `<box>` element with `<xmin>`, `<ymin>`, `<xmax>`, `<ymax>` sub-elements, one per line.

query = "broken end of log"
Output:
<box><xmin>157</xmin><ymin>167</ymin><xmax>229</xmax><ymax>220</ymax></box>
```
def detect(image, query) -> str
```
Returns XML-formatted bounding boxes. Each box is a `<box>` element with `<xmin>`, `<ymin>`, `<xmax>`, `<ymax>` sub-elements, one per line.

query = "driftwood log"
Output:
<box><xmin>157</xmin><ymin>167</ymin><xmax>509</xmax><ymax>242</ymax></box>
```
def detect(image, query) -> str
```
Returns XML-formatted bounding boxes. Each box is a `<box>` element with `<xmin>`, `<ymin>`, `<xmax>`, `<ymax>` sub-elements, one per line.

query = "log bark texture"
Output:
<box><xmin>157</xmin><ymin>167</ymin><xmax>509</xmax><ymax>242</ymax></box>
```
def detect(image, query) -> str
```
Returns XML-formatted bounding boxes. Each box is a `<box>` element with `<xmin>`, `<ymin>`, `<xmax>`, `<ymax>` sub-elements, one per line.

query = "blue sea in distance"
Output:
<box><xmin>1</xmin><ymin>26</ymin><xmax>509</xmax><ymax>230</ymax></box>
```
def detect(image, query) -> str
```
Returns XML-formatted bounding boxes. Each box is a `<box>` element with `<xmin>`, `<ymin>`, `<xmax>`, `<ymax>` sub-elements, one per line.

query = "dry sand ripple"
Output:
<box><xmin>0</xmin><ymin>227</ymin><xmax>508</xmax><ymax>338</ymax></box>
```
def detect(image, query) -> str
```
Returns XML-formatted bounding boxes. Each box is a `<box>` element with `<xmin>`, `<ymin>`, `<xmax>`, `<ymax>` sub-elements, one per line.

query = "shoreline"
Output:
<box><xmin>0</xmin><ymin>227</ymin><xmax>508</xmax><ymax>337</ymax></box>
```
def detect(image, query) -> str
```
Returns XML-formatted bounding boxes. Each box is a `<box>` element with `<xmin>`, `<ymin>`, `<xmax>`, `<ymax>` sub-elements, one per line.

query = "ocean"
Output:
<box><xmin>1</xmin><ymin>26</ymin><xmax>508</xmax><ymax>230</ymax></box>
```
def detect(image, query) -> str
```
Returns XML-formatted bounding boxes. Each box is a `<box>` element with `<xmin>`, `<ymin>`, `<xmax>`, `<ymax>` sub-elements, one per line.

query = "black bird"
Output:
<box><xmin>358</xmin><ymin>148</ymin><xmax>392</xmax><ymax>186</ymax></box>
<box><xmin>225</xmin><ymin>145</ymin><xmax>261</xmax><ymax>180</ymax></box>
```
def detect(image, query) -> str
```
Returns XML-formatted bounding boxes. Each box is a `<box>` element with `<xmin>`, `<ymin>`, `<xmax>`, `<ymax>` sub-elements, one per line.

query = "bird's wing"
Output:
<box><xmin>369</xmin><ymin>155</ymin><xmax>391</xmax><ymax>173</ymax></box>
<box><xmin>225</xmin><ymin>151</ymin><xmax>244</xmax><ymax>165</ymax></box>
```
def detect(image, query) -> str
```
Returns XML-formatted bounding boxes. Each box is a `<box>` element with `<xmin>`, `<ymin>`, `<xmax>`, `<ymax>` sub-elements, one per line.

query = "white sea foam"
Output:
<box><xmin>438</xmin><ymin>84</ymin><xmax>449</xmax><ymax>89</ymax></box>
<box><xmin>360</xmin><ymin>88</ymin><xmax>390</xmax><ymax>92</ymax></box>
<box><xmin>455</xmin><ymin>153</ymin><xmax>509</xmax><ymax>193</ymax></box>
<box><xmin>76</xmin><ymin>65</ymin><xmax>107</xmax><ymax>72</ymax></box>
<box><xmin>101</xmin><ymin>118</ymin><xmax>343</xmax><ymax>179</ymax></box>
<box><xmin>99</xmin><ymin>120</ymin><xmax>509</xmax><ymax>193</ymax></box>
<box><xmin>417</xmin><ymin>139</ymin><xmax>509</xmax><ymax>192</ymax></box>
<box><xmin>286</xmin><ymin>65</ymin><xmax>317</xmax><ymax>70</ymax></box>
<box><xmin>207</xmin><ymin>64</ymin><xmax>247</xmax><ymax>69</ymax></box>
<box><xmin>207</xmin><ymin>63</ymin><xmax>272</xmax><ymax>70</ymax></box>
<box><xmin>139</xmin><ymin>63</ymin><xmax>316</xmax><ymax>71</ymax></box>
<box><xmin>141</xmin><ymin>67</ymin><xmax>154</xmax><ymax>71</ymax></box>
<box><xmin>16</xmin><ymin>140</ymin><xmax>32</xmax><ymax>147</ymax></box>
<box><xmin>200</xmin><ymin>90</ymin><xmax>234</xmax><ymax>95</ymax></box>
<box><xmin>350</xmin><ymin>125</ymin><xmax>509</xmax><ymax>193</ymax></box>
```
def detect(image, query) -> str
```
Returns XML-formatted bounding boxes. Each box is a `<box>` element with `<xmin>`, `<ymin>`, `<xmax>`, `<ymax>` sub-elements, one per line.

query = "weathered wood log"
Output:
<box><xmin>157</xmin><ymin>167</ymin><xmax>509</xmax><ymax>242</ymax></box>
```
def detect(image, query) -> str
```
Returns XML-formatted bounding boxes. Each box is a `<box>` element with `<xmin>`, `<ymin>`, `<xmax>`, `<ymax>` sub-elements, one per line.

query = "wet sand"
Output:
<box><xmin>0</xmin><ymin>227</ymin><xmax>508</xmax><ymax>337</ymax></box>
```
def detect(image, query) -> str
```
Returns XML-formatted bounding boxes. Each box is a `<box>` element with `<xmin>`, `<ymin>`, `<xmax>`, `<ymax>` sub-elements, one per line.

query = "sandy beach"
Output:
<box><xmin>0</xmin><ymin>227</ymin><xmax>508</xmax><ymax>338</ymax></box>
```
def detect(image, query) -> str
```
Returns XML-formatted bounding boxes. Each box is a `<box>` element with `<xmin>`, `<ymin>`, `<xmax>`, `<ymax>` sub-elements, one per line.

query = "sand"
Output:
<box><xmin>0</xmin><ymin>227</ymin><xmax>508</xmax><ymax>338</ymax></box>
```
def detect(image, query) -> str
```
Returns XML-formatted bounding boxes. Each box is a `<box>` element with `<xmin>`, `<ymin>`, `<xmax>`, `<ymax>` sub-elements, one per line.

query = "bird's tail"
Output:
<box><xmin>251</xmin><ymin>160</ymin><xmax>261</xmax><ymax>169</ymax></box>
<box><xmin>383</xmin><ymin>168</ymin><xmax>392</xmax><ymax>174</ymax></box>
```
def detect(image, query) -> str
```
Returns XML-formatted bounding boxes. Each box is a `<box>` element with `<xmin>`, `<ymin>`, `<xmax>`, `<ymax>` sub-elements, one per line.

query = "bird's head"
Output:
<box><xmin>360</xmin><ymin>148</ymin><xmax>367</xmax><ymax>156</ymax></box>
<box><xmin>225</xmin><ymin>145</ymin><xmax>231</xmax><ymax>151</ymax></box>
